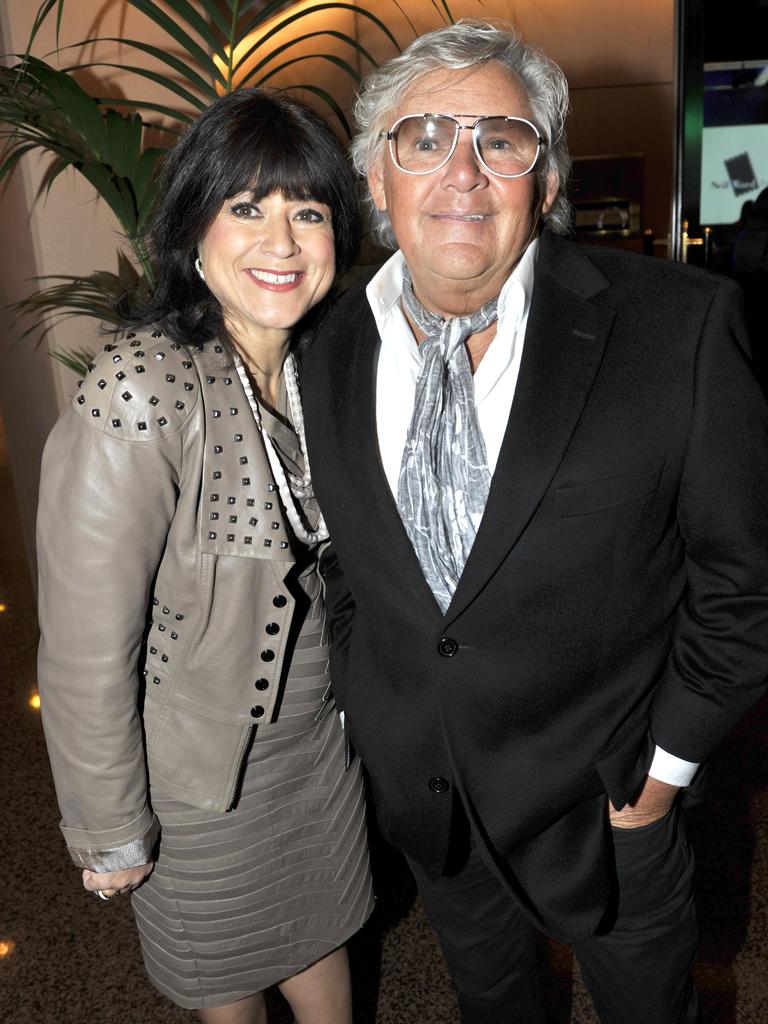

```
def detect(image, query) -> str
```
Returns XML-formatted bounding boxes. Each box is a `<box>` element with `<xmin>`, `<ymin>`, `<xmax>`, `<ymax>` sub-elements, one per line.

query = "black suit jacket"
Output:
<box><xmin>301</xmin><ymin>230</ymin><xmax>768</xmax><ymax>939</ymax></box>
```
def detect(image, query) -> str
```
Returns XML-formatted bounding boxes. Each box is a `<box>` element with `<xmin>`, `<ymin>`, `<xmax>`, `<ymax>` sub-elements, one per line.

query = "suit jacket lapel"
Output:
<box><xmin>332</xmin><ymin>300</ymin><xmax>445</xmax><ymax>618</ymax></box>
<box><xmin>446</xmin><ymin>234</ymin><xmax>616</xmax><ymax>621</ymax></box>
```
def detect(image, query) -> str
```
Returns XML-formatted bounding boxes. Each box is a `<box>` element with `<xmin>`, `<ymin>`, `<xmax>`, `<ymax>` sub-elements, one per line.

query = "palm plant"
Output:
<box><xmin>2</xmin><ymin>0</ymin><xmax>456</xmax><ymax>372</ymax></box>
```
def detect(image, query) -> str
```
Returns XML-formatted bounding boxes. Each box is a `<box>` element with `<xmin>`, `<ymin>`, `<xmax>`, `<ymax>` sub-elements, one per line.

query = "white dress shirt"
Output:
<box><xmin>365</xmin><ymin>240</ymin><xmax>698</xmax><ymax>790</ymax></box>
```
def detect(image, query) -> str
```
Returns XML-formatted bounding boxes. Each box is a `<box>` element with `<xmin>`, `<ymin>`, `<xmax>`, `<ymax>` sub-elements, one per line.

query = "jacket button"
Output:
<box><xmin>260</xmin><ymin>649</ymin><xmax>275</xmax><ymax>662</ymax></box>
<box><xmin>273</xmin><ymin>594</ymin><xmax>287</xmax><ymax>608</ymax></box>
<box><xmin>265</xmin><ymin>622</ymin><xmax>279</xmax><ymax>635</ymax></box>
<box><xmin>250</xmin><ymin>705</ymin><xmax>265</xmax><ymax>718</ymax></box>
<box><xmin>428</xmin><ymin>777</ymin><xmax>450</xmax><ymax>794</ymax></box>
<box><xmin>437</xmin><ymin>637</ymin><xmax>458</xmax><ymax>657</ymax></box>
<box><xmin>254</xmin><ymin>678</ymin><xmax>269</xmax><ymax>691</ymax></box>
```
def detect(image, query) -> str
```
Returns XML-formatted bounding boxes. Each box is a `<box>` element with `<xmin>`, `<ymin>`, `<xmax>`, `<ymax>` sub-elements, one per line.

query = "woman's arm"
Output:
<box><xmin>37</xmin><ymin>351</ymin><xmax>190</xmax><ymax>872</ymax></box>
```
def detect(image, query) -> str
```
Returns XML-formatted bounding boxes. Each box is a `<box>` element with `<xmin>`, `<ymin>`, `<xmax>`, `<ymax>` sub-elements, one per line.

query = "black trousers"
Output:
<box><xmin>406</xmin><ymin>805</ymin><xmax>701</xmax><ymax>1024</ymax></box>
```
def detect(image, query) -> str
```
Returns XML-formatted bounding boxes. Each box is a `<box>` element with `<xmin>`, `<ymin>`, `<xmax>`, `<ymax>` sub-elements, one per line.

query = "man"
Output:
<box><xmin>301</xmin><ymin>20</ymin><xmax>768</xmax><ymax>1024</ymax></box>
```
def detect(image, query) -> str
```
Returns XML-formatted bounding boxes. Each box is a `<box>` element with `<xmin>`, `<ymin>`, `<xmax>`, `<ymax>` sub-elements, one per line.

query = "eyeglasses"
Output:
<box><xmin>382</xmin><ymin>113</ymin><xmax>545</xmax><ymax>178</ymax></box>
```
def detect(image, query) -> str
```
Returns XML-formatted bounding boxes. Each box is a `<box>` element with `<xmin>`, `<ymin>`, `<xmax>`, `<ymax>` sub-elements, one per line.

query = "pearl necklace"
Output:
<box><xmin>234</xmin><ymin>351</ymin><xmax>329</xmax><ymax>545</ymax></box>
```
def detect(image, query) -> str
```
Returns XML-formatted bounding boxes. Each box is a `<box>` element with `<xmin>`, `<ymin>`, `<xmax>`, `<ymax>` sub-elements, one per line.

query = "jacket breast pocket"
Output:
<box><xmin>555</xmin><ymin>464</ymin><xmax>663</xmax><ymax>518</ymax></box>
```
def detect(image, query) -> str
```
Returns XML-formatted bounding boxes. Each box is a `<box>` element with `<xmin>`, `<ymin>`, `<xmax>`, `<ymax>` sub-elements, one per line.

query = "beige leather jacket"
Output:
<box><xmin>37</xmin><ymin>327</ymin><xmax>321</xmax><ymax>871</ymax></box>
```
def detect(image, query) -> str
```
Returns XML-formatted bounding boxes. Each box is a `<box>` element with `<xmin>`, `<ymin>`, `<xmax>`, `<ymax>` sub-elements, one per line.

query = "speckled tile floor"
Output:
<box><xmin>1</xmin><ymin>413</ymin><xmax>767</xmax><ymax>1023</ymax></box>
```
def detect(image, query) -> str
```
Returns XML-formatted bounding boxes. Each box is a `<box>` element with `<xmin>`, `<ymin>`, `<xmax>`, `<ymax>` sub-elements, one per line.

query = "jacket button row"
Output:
<box><xmin>273</xmin><ymin>594</ymin><xmax>287</xmax><ymax>608</ymax></box>
<box><xmin>250</xmin><ymin>705</ymin><xmax>265</xmax><ymax>719</ymax></box>
<box><xmin>429</xmin><ymin>777</ymin><xmax>450</xmax><ymax>794</ymax></box>
<box><xmin>254</xmin><ymin>678</ymin><xmax>269</xmax><ymax>691</ymax></box>
<box><xmin>437</xmin><ymin>637</ymin><xmax>458</xmax><ymax>657</ymax></box>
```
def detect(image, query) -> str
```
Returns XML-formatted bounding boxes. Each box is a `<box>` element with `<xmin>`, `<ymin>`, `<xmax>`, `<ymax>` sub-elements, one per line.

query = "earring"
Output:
<box><xmin>195</xmin><ymin>256</ymin><xmax>205</xmax><ymax>282</ymax></box>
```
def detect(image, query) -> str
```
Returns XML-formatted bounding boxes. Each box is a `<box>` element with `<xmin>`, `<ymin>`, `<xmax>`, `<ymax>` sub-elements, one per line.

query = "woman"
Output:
<box><xmin>36</xmin><ymin>88</ymin><xmax>373</xmax><ymax>1024</ymax></box>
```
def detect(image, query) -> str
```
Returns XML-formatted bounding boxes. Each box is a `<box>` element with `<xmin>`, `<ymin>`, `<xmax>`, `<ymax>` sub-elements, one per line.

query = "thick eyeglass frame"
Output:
<box><xmin>382</xmin><ymin>113</ymin><xmax>546</xmax><ymax>178</ymax></box>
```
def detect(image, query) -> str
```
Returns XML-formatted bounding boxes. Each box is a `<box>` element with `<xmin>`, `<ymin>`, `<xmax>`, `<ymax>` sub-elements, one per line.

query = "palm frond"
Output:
<box><xmin>0</xmin><ymin>57</ymin><xmax>164</xmax><ymax>269</ymax></box>
<box><xmin>31</xmin><ymin>1</ymin><xmax>403</xmax><ymax>113</ymax></box>
<box><xmin>51</xmin><ymin>347</ymin><xmax>97</xmax><ymax>376</ymax></box>
<box><xmin>9</xmin><ymin>254</ymin><xmax>150</xmax><ymax>355</ymax></box>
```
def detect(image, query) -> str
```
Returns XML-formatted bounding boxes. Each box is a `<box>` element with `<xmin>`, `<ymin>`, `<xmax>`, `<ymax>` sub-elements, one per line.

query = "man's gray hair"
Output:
<box><xmin>351</xmin><ymin>19</ymin><xmax>572</xmax><ymax>247</ymax></box>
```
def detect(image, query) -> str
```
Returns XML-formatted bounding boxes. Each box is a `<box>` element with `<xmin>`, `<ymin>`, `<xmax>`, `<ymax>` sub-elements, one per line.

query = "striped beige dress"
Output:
<box><xmin>130</xmin><ymin>395</ymin><xmax>373</xmax><ymax>1009</ymax></box>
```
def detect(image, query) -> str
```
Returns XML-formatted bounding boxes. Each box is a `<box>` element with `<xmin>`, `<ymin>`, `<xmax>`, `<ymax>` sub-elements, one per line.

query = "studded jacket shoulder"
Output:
<box><xmin>37</xmin><ymin>326</ymin><xmax>316</xmax><ymax>872</ymax></box>
<box><xmin>72</xmin><ymin>328</ymin><xmax>201</xmax><ymax>440</ymax></box>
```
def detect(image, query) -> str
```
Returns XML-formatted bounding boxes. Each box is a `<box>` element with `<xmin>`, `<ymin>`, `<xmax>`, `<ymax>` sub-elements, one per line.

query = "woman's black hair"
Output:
<box><xmin>118</xmin><ymin>88</ymin><xmax>362</xmax><ymax>345</ymax></box>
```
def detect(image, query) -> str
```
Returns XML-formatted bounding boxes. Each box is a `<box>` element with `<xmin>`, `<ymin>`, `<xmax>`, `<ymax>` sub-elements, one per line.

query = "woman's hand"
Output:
<box><xmin>82</xmin><ymin>862</ymin><xmax>155</xmax><ymax>898</ymax></box>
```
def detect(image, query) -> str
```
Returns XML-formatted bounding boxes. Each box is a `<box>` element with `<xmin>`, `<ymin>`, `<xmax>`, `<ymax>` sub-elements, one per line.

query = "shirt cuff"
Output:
<box><xmin>648</xmin><ymin>745</ymin><xmax>700</xmax><ymax>787</ymax></box>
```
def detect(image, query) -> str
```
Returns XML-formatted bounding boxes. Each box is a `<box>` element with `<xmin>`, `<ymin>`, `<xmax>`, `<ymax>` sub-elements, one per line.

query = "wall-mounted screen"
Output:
<box><xmin>700</xmin><ymin>60</ymin><xmax>768</xmax><ymax>225</ymax></box>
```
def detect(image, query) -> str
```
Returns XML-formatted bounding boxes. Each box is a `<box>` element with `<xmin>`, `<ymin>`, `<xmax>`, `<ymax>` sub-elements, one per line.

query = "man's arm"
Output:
<box><xmin>319</xmin><ymin>542</ymin><xmax>356</xmax><ymax>700</ymax></box>
<box><xmin>615</xmin><ymin>277</ymin><xmax>768</xmax><ymax>825</ymax></box>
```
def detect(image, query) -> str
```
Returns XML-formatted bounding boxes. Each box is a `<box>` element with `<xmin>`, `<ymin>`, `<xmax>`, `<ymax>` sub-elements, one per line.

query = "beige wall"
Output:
<box><xmin>0</xmin><ymin>0</ymin><xmax>676</xmax><ymax>575</ymax></box>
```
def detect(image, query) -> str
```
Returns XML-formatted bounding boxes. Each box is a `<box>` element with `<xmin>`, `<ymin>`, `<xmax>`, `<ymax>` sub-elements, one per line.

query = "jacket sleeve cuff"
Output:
<box><xmin>647</xmin><ymin>744</ymin><xmax>700</xmax><ymax>787</ymax></box>
<box><xmin>61</xmin><ymin>806</ymin><xmax>160</xmax><ymax>871</ymax></box>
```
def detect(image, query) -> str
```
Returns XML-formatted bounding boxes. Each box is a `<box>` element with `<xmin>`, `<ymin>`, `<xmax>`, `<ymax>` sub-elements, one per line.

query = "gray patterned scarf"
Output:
<box><xmin>396</xmin><ymin>267</ymin><xmax>498</xmax><ymax>613</ymax></box>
